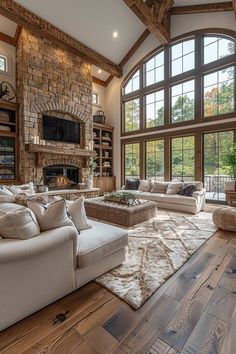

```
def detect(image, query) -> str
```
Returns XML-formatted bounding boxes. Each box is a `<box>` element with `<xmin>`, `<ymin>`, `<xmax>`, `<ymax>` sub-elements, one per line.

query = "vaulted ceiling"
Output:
<box><xmin>0</xmin><ymin>0</ymin><xmax>234</xmax><ymax>83</ymax></box>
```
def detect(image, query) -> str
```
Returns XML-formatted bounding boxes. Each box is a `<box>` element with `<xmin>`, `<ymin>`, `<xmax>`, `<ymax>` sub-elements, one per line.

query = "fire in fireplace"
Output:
<box><xmin>44</xmin><ymin>165</ymin><xmax>79</xmax><ymax>190</ymax></box>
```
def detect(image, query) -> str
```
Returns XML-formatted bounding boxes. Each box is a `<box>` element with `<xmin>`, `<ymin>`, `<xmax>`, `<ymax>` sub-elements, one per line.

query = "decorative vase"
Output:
<box><xmin>86</xmin><ymin>175</ymin><xmax>93</xmax><ymax>189</ymax></box>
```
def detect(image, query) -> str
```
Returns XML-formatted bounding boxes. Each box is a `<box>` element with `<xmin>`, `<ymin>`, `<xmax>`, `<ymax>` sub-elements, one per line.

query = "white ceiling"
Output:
<box><xmin>0</xmin><ymin>14</ymin><xmax>17</xmax><ymax>37</ymax></box>
<box><xmin>14</xmin><ymin>0</ymin><xmax>146</xmax><ymax>64</ymax></box>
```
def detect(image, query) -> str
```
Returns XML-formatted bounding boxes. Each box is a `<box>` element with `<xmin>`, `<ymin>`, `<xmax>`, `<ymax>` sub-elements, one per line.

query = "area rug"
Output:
<box><xmin>96</xmin><ymin>209</ymin><xmax>218</xmax><ymax>309</ymax></box>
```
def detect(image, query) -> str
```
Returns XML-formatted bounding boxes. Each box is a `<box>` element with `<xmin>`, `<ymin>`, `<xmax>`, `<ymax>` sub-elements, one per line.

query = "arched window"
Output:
<box><xmin>121</xmin><ymin>31</ymin><xmax>236</xmax><ymax>134</ymax></box>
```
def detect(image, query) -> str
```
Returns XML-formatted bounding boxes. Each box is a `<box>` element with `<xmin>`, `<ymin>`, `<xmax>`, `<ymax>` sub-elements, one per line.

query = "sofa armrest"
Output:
<box><xmin>192</xmin><ymin>188</ymin><xmax>206</xmax><ymax>198</ymax></box>
<box><xmin>0</xmin><ymin>226</ymin><xmax>78</xmax><ymax>265</ymax></box>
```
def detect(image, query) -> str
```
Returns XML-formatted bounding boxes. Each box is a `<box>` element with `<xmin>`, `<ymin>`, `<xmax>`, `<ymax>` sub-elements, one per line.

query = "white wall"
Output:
<box><xmin>92</xmin><ymin>82</ymin><xmax>106</xmax><ymax>116</ymax></box>
<box><xmin>0</xmin><ymin>41</ymin><xmax>16</xmax><ymax>91</ymax></box>
<box><xmin>104</xmin><ymin>12</ymin><xmax>236</xmax><ymax>188</ymax></box>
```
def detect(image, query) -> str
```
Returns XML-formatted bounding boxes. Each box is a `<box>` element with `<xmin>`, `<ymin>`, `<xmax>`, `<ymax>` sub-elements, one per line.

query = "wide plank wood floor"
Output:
<box><xmin>0</xmin><ymin>206</ymin><xmax>236</xmax><ymax>354</ymax></box>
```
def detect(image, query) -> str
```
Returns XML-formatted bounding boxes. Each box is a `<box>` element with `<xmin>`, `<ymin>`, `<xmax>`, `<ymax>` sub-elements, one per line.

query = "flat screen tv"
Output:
<box><xmin>43</xmin><ymin>115</ymin><xmax>80</xmax><ymax>144</ymax></box>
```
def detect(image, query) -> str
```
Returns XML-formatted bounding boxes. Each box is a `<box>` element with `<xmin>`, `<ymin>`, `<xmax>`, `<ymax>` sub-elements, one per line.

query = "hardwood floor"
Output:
<box><xmin>0</xmin><ymin>207</ymin><xmax>236</xmax><ymax>353</ymax></box>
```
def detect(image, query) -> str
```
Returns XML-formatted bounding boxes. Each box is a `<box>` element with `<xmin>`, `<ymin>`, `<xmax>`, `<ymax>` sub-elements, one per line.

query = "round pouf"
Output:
<box><xmin>212</xmin><ymin>207</ymin><xmax>236</xmax><ymax>232</ymax></box>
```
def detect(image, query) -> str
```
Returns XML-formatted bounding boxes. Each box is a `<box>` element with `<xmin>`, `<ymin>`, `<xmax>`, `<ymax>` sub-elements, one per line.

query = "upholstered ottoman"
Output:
<box><xmin>212</xmin><ymin>207</ymin><xmax>236</xmax><ymax>232</ymax></box>
<box><xmin>84</xmin><ymin>197</ymin><xmax>157</xmax><ymax>227</ymax></box>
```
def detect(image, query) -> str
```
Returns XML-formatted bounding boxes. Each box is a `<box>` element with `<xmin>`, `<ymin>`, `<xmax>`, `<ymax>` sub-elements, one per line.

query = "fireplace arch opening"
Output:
<box><xmin>44</xmin><ymin>164</ymin><xmax>79</xmax><ymax>190</ymax></box>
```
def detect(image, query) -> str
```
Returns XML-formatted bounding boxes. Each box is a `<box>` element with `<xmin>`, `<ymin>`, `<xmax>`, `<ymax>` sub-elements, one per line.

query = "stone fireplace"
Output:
<box><xmin>16</xmin><ymin>28</ymin><xmax>94</xmax><ymax>184</ymax></box>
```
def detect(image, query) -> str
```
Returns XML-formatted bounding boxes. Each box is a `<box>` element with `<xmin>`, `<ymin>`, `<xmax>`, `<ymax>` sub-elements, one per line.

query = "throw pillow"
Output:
<box><xmin>7</xmin><ymin>182</ymin><xmax>35</xmax><ymax>196</ymax></box>
<box><xmin>166</xmin><ymin>181</ymin><xmax>184</xmax><ymax>195</ymax></box>
<box><xmin>138</xmin><ymin>180</ymin><xmax>150</xmax><ymax>192</ymax></box>
<box><xmin>0</xmin><ymin>203</ymin><xmax>40</xmax><ymax>239</ymax></box>
<box><xmin>150</xmin><ymin>181</ymin><xmax>169</xmax><ymax>194</ymax></box>
<box><xmin>0</xmin><ymin>186</ymin><xmax>14</xmax><ymax>196</ymax></box>
<box><xmin>124</xmin><ymin>179</ymin><xmax>140</xmax><ymax>190</ymax></box>
<box><xmin>184</xmin><ymin>181</ymin><xmax>202</xmax><ymax>191</ymax></box>
<box><xmin>179</xmin><ymin>184</ymin><xmax>197</xmax><ymax>197</ymax></box>
<box><xmin>0</xmin><ymin>195</ymin><xmax>15</xmax><ymax>203</ymax></box>
<box><xmin>27</xmin><ymin>199</ymin><xmax>75</xmax><ymax>232</ymax></box>
<box><xmin>66</xmin><ymin>197</ymin><xmax>92</xmax><ymax>231</ymax></box>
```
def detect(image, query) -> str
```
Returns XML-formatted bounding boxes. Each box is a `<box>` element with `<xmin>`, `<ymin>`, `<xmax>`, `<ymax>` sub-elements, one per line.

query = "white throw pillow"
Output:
<box><xmin>27</xmin><ymin>199</ymin><xmax>75</xmax><ymax>232</ymax></box>
<box><xmin>138</xmin><ymin>180</ymin><xmax>150</xmax><ymax>192</ymax></box>
<box><xmin>7</xmin><ymin>182</ymin><xmax>35</xmax><ymax>196</ymax></box>
<box><xmin>0</xmin><ymin>195</ymin><xmax>15</xmax><ymax>203</ymax></box>
<box><xmin>66</xmin><ymin>197</ymin><xmax>92</xmax><ymax>231</ymax></box>
<box><xmin>166</xmin><ymin>181</ymin><xmax>184</xmax><ymax>195</ymax></box>
<box><xmin>0</xmin><ymin>203</ymin><xmax>40</xmax><ymax>239</ymax></box>
<box><xmin>0</xmin><ymin>186</ymin><xmax>14</xmax><ymax>196</ymax></box>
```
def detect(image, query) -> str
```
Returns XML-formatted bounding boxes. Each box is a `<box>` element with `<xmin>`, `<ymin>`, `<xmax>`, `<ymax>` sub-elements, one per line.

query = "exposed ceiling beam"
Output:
<box><xmin>0</xmin><ymin>0</ymin><xmax>122</xmax><ymax>78</ymax></box>
<box><xmin>232</xmin><ymin>0</ymin><xmax>236</xmax><ymax>17</ymax></box>
<box><xmin>14</xmin><ymin>24</ymin><xmax>21</xmax><ymax>44</ymax></box>
<box><xmin>92</xmin><ymin>76</ymin><xmax>107</xmax><ymax>88</ymax></box>
<box><xmin>123</xmin><ymin>0</ymin><xmax>170</xmax><ymax>44</ymax></box>
<box><xmin>0</xmin><ymin>31</ymin><xmax>15</xmax><ymax>46</ymax></box>
<box><xmin>170</xmin><ymin>2</ymin><xmax>233</xmax><ymax>15</ymax></box>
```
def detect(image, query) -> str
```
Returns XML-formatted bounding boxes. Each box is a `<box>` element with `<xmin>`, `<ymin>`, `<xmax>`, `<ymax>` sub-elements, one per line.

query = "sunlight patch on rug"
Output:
<box><xmin>96</xmin><ymin>209</ymin><xmax>218</xmax><ymax>309</ymax></box>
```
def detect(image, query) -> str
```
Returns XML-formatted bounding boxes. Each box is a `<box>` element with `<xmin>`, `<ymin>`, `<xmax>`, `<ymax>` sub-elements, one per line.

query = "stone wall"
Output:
<box><xmin>16</xmin><ymin>28</ymin><xmax>93</xmax><ymax>183</ymax></box>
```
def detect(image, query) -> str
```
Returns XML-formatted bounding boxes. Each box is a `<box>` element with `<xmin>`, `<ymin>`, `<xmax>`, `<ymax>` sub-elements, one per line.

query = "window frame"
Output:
<box><xmin>0</xmin><ymin>54</ymin><xmax>7</xmax><ymax>73</ymax></box>
<box><xmin>121</xmin><ymin>30</ymin><xmax>236</xmax><ymax>137</ymax></box>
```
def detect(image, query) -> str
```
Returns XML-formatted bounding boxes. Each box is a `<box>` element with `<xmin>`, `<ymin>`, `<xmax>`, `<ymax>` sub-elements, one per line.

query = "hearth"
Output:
<box><xmin>44</xmin><ymin>165</ymin><xmax>79</xmax><ymax>190</ymax></box>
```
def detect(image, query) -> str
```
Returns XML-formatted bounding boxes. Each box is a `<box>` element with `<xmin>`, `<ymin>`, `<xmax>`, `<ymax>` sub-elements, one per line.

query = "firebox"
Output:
<box><xmin>44</xmin><ymin>165</ymin><xmax>79</xmax><ymax>189</ymax></box>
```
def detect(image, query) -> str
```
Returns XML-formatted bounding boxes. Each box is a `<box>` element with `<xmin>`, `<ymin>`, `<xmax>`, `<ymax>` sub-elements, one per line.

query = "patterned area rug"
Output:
<box><xmin>96</xmin><ymin>209</ymin><xmax>218</xmax><ymax>309</ymax></box>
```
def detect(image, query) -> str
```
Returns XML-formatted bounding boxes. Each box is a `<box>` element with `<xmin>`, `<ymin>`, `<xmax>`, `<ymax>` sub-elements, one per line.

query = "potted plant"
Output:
<box><xmin>223</xmin><ymin>143</ymin><xmax>236</xmax><ymax>191</ymax></box>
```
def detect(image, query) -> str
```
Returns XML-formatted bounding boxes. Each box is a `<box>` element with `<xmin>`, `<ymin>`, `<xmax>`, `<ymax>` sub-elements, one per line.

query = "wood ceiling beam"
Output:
<box><xmin>0</xmin><ymin>0</ymin><xmax>122</xmax><ymax>78</ymax></box>
<box><xmin>123</xmin><ymin>0</ymin><xmax>170</xmax><ymax>45</ymax></box>
<box><xmin>0</xmin><ymin>31</ymin><xmax>15</xmax><ymax>46</ymax></box>
<box><xmin>232</xmin><ymin>0</ymin><xmax>236</xmax><ymax>17</ymax></box>
<box><xmin>170</xmin><ymin>2</ymin><xmax>233</xmax><ymax>15</ymax></box>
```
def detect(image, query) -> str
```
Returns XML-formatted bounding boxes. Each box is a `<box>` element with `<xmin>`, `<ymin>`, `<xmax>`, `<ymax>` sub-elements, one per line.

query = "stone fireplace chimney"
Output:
<box><xmin>16</xmin><ymin>28</ymin><xmax>93</xmax><ymax>184</ymax></box>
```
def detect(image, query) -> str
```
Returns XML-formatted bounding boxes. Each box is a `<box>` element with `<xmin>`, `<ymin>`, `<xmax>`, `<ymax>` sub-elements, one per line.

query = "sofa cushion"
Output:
<box><xmin>150</xmin><ymin>181</ymin><xmax>169</xmax><ymax>194</ymax></box>
<box><xmin>77</xmin><ymin>220</ymin><xmax>128</xmax><ymax>268</ymax></box>
<box><xmin>166</xmin><ymin>181</ymin><xmax>184</xmax><ymax>195</ymax></box>
<box><xmin>0</xmin><ymin>202</ymin><xmax>40</xmax><ymax>239</ymax></box>
<box><xmin>162</xmin><ymin>194</ymin><xmax>197</xmax><ymax>206</ymax></box>
<box><xmin>138</xmin><ymin>179</ymin><xmax>150</xmax><ymax>192</ymax></box>
<box><xmin>6</xmin><ymin>182</ymin><xmax>35</xmax><ymax>196</ymax></box>
<box><xmin>66</xmin><ymin>197</ymin><xmax>92</xmax><ymax>231</ymax></box>
<box><xmin>139</xmin><ymin>192</ymin><xmax>165</xmax><ymax>202</ymax></box>
<box><xmin>27</xmin><ymin>199</ymin><xmax>75</xmax><ymax>232</ymax></box>
<box><xmin>0</xmin><ymin>195</ymin><xmax>15</xmax><ymax>203</ymax></box>
<box><xmin>124</xmin><ymin>179</ymin><xmax>140</xmax><ymax>190</ymax></box>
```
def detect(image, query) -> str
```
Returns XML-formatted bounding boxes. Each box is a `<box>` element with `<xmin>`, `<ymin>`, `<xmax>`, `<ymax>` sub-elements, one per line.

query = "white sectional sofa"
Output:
<box><xmin>118</xmin><ymin>180</ymin><xmax>206</xmax><ymax>214</ymax></box>
<box><xmin>0</xmin><ymin>202</ymin><xmax>128</xmax><ymax>331</ymax></box>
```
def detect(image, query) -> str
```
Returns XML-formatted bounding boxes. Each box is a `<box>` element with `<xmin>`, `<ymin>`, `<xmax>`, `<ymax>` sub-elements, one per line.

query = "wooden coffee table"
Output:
<box><xmin>84</xmin><ymin>197</ymin><xmax>157</xmax><ymax>227</ymax></box>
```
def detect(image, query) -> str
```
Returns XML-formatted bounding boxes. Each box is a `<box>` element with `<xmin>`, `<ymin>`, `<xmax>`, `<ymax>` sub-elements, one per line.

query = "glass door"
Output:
<box><xmin>0</xmin><ymin>136</ymin><xmax>16</xmax><ymax>181</ymax></box>
<box><xmin>203</xmin><ymin>130</ymin><xmax>234</xmax><ymax>202</ymax></box>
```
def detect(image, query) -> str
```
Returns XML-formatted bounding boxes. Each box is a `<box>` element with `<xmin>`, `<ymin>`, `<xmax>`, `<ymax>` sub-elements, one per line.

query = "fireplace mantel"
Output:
<box><xmin>25</xmin><ymin>144</ymin><xmax>96</xmax><ymax>157</ymax></box>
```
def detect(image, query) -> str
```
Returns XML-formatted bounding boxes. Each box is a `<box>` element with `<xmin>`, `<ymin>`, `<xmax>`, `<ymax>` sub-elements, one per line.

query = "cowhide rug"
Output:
<box><xmin>96</xmin><ymin>209</ymin><xmax>217</xmax><ymax>309</ymax></box>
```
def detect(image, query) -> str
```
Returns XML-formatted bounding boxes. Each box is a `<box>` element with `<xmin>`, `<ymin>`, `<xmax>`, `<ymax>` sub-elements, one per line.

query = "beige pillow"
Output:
<box><xmin>0</xmin><ymin>195</ymin><xmax>15</xmax><ymax>203</ymax></box>
<box><xmin>66</xmin><ymin>197</ymin><xmax>92</xmax><ymax>231</ymax></box>
<box><xmin>0</xmin><ymin>202</ymin><xmax>40</xmax><ymax>239</ymax></box>
<box><xmin>138</xmin><ymin>180</ymin><xmax>150</xmax><ymax>192</ymax></box>
<box><xmin>166</xmin><ymin>181</ymin><xmax>184</xmax><ymax>195</ymax></box>
<box><xmin>27</xmin><ymin>199</ymin><xmax>75</xmax><ymax>232</ymax></box>
<box><xmin>151</xmin><ymin>181</ymin><xmax>169</xmax><ymax>194</ymax></box>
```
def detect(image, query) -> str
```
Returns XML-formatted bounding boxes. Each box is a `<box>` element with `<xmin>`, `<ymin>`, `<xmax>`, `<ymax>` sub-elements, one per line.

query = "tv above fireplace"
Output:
<box><xmin>42</xmin><ymin>115</ymin><xmax>80</xmax><ymax>144</ymax></box>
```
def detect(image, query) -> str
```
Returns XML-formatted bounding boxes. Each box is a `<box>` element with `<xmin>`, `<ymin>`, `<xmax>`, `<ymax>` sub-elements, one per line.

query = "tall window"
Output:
<box><xmin>124</xmin><ymin>98</ymin><xmax>140</xmax><ymax>132</ymax></box>
<box><xmin>124</xmin><ymin>70</ymin><xmax>140</xmax><ymax>94</ymax></box>
<box><xmin>122</xmin><ymin>31</ymin><xmax>236</xmax><ymax>134</ymax></box>
<box><xmin>145</xmin><ymin>51</ymin><xmax>164</xmax><ymax>86</ymax></box>
<box><xmin>204</xmin><ymin>66</ymin><xmax>234</xmax><ymax>117</ymax></box>
<box><xmin>0</xmin><ymin>55</ymin><xmax>7</xmax><ymax>72</ymax></box>
<box><xmin>171</xmin><ymin>80</ymin><xmax>195</xmax><ymax>123</ymax></box>
<box><xmin>146</xmin><ymin>140</ymin><xmax>164</xmax><ymax>180</ymax></box>
<box><xmin>124</xmin><ymin>143</ymin><xmax>140</xmax><ymax>180</ymax></box>
<box><xmin>171</xmin><ymin>39</ymin><xmax>195</xmax><ymax>76</ymax></box>
<box><xmin>145</xmin><ymin>90</ymin><xmax>164</xmax><ymax>128</ymax></box>
<box><xmin>171</xmin><ymin>136</ymin><xmax>195</xmax><ymax>180</ymax></box>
